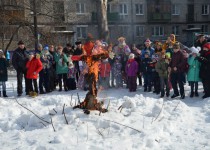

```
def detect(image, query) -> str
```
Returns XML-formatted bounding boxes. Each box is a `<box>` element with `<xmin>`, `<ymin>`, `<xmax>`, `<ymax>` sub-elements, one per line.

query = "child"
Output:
<box><xmin>125</xmin><ymin>53</ymin><xmax>138</xmax><ymax>92</ymax></box>
<box><xmin>140</xmin><ymin>52</ymin><xmax>153</xmax><ymax>92</ymax></box>
<box><xmin>187</xmin><ymin>47</ymin><xmax>201</xmax><ymax>97</ymax></box>
<box><xmin>0</xmin><ymin>50</ymin><xmax>8</xmax><ymax>97</ymax></box>
<box><xmin>26</xmin><ymin>52</ymin><xmax>43</xmax><ymax>97</ymax></box>
<box><xmin>99</xmin><ymin>58</ymin><xmax>111</xmax><ymax>89</ymax></box>
<box><xmin>67</xmin><ymin>62</ymin><xmax>77</xmax><ymax>90</ymax></box>
<box><xmin>155</xmin><ymin>52</ymin><xmax>170</xmax><ymax>98</ymax></box>
<box><xmin>113</xmin><ymin>56</ymin><xmax>123</xmax><ymax>88</ymax></box>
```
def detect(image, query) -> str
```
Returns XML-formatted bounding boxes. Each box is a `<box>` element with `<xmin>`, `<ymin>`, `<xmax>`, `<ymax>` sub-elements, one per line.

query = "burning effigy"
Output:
<box><xmin>72</xmin><ymin>34</ymin><xmax>111</xmax><ymax>114</ymax></box>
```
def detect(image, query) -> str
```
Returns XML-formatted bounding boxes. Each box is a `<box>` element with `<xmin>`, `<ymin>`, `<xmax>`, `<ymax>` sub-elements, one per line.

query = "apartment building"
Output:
<box><xmin>0</xmin><ymin>0</ymin><xmax>210</xmax><ymax>50</ymax></box>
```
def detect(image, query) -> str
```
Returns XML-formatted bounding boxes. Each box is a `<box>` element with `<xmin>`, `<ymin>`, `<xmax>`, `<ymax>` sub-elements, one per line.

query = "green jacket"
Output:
<box><xmin>54</xmin><ymin>53</ymin><xmax>69</xmax><ymax>74</ymax></box>
<box><xmin>187</xmin><ymin>55</ymin><xmax>201</xmax><ymax>82</ymax></box>
<box><xmin>155</xmin><ymin>59</ymin><xmax>169</xmax><ymax>78</ymax></box>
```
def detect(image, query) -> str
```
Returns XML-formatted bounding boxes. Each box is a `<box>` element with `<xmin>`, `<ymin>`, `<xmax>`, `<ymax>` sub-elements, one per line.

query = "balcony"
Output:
<box><xmin>92</xmin><ymin>12</ymin><xmax>119</xmax><ymax>22</ymax></box>
<box><xmin>148</xmin><ymin>13</ymin><xmax>171</xmax><ymax>23</ymax></box>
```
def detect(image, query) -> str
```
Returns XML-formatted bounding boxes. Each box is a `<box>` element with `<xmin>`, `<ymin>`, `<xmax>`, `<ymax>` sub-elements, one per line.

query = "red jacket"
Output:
<box><xmin>26</xmin><ymin>58</ymin><xmax>43</xmax><ymax>79</ymax></box>
<box><xmin>100</xmin><ymin>62</ymin><xmax>111</xmax><ymax>78</ymax></box>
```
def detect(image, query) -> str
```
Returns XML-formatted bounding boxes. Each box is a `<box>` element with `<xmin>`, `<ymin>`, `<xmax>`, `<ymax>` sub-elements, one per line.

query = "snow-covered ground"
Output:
<box><xmin>0</xmin><ymin>77</ymin><xmax>210</xmax><ymax>150</ymax></box>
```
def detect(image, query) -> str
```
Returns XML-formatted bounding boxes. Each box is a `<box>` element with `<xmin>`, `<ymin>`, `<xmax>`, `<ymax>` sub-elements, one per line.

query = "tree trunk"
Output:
<box><xmin>97</xmin><ymin>0</ymin><xmax>109</xmax><ymax>43</ymax></box>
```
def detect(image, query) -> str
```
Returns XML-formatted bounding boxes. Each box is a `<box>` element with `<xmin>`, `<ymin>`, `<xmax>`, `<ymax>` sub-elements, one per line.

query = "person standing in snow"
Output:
<box><xmin>112</xmin><ymin>56</ymin><xmax>123</xmax><ymax>88</ymax></box>
<box><xmin>197</xmin><ymin>43</ymin><xmax>210</xmax><ymax>99</ymax></box>
<box><xmin>67</xmin><ymin>62</ymin><xmax>77</xmax><ymax>90</ymax></box>
<box><xmin>26</xmin><ymin>52</ymin><xmax>43</xmax><ymax>97</ymax></box>
<box><xmin>125</xmin><ymin>53</ymin><xmax>138</xmax><ymax>92</ymax></box>
<box><xmin>155</xmin><ymin>52</ymin><xmax>170</xmax><ymax>98</ymax></box>
<box><xmin>187</xmin><ymin>47</ymin><xmax>201</xmax><ymax>97</ymax></box>
<box><xmin>0</xmin><ymin>50</ymin><xmax>8</xmax><ymax>97</ymax></box>
<box><xmin>169</xmin><ymin>42</ymin><xmax>186</xmax><ymax>99</ymax></box>
<box><xmin>99</xmin><ymin>58</ymin><xmax>111</xmax><ymax>89</ymax></box>
<box><xmin>54</xmin><ymin>46</ymin><xmax>69</xmax><ymax>91</ymax></box>
<box><xmin>12</xmin><ymin>40</ymin><xmax>29</xmax><ymax>96</ymax></box>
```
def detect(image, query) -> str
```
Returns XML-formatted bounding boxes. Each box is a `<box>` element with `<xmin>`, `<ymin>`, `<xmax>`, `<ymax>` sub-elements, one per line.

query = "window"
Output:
<box><xmin>172</xmin><ymin>26</ymin><xmax>179</xmax><ymax>35</ymax></box>
<box><xmin>202</xmin><ymin>5</ymin><xmax>209</xmax><ymax>15</ymax></box>
<box><xmin>77</xmin><ymin>26</ymin><xmax>87</xmax><ymax>39</ymax></box>
<box><xmin>201</xmin><ymin>25</ymin><xmax>208</xmax><ymax>33</ymax></box>
<box><xmin>136</xmin><ymin>26</ymin><xmax>144</xmax><ymax>37</ymax></box>
<box><xmin>135</xmin><ymin>4</ymin><xmax>144</xmax><ymax>15</ymax></box>
<box><xmin>152</xmin><ymin>26</ymin><xmax>164</xmax><ymax>36</ymax></box>
<box><xmin>119</xmin><ymin>3</ymin><xmax>128</xmax><ymax>15</ymax></box>
<box><xmin>107</xmin><ymin>3</ymin><xmax>112</xmax><ymax>13</ymax></box>
<box><xmin>76</xmin><ymin>3</ymin><xmax>85</xmax><ymax>14</ymax></box>
<box><xmin>172</xmin><ymin>4</ymin><xmax>180</xmax><ymax>15</ymax></box>
<box><xmin>119</xmin><ymin>26</ymin><xmax>129</xmax><ymax>36</ymax></box>
<box><xmin>0</xmin><ymin>0</ymin><xmax>17</xmax><ymax>6</ymax></box>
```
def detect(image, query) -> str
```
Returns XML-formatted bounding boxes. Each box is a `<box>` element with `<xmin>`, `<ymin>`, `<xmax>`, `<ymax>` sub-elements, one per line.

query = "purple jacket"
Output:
<box><xmin>125</xmin><ymin>59</ymin><xmax>138</xmax><ymax>77</ymax></box>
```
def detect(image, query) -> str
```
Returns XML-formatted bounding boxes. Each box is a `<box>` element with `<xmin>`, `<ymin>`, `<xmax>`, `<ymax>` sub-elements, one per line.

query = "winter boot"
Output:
<box><xmin>190</xmin><ymin>92</ymin><xmax>194</xmax><ymax>98</ymax></box>
<box><xmin>3</xmin><ymin>91</ymin><xmax>8</xmax><ymax>97</ymax></box>
<box><xmin>195</xmin><ymin>91</ymin><xmax>199</xmax><ymax>97</ymax></box>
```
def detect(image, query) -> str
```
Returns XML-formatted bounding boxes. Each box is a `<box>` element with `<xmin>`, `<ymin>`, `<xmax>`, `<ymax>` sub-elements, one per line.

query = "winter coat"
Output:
<box><xmin>12</xmin><ymin>47</ymin><xmax>28</xmax><ymax>72</ymax></box>
<box><xmin>100</xmin><ymin>62</ymin><xmax>111</xmax><ymax>78</ymax></box>
<box><xmin>113</xmin><ymin>62</ymin><xmax>122</xmax><ymax>77</ymax></box>
<box><xmin>140</xmin><ymin>58</ymin><xmax>153</xmax><ymax>74</ymax></box>
<box><xmin>68</xmin><ymin>67</ymin><xmax>76</xmax><ymax>79</ymax></box>
<box><xmin>169</xmin><ymin>50</ymin><xmax>185</xmax><ymax>73</ymax></box>
<box><xmin>155</xmin><ymin>58</ymin><xmax>169</xmax><ymax>78</ymax></box>
<box><xmin>0</xmin><ymin>58</ymin><xmax>8</xmax><ymax>81</ymax></box>
<box><xmin>125</xmin><ymin>59</ymin><xmax>138</xmax><ymax>77</ymax></box>
<box><xmin>187</xmin><ymin>55</ymin><xmax>201</xmax><ymax>82</ymax></box>
<box><xmin>197</xmin><ymin>50</ymin><xmax>210</xmax><ymax>80</ymax></box>
<box><xmin>26</xmin><ymin>58</ymin><xmax>43</xmax><ymax>79</ymax></box>
<box><xmin>141</xmin><ymin>47</ymin><xmax>155</xmax><ymax>59</ymax></box>
<box><xmin>40</xmin><ymin>52</ymin><xmax>53</xmax><ymax>70</ymax></box>
<box><xmin>54</xmin><ymin>53</ymin><xmax>69</xmax><ymax>74</ymax></box>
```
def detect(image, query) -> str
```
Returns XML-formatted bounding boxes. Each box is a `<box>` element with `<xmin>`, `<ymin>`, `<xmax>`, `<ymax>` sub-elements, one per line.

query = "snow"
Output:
<box><xmin>0</xmin><ymin>77</ymin><xmax>210</xmax><ymax>149</ymax></box>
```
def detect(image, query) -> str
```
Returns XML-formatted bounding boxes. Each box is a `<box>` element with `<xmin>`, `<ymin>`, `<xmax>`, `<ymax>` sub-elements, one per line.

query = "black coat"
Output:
<box><xmin>197</xmin><ymin>50</ymin><xmax>210</xmax><ymax>79</ymax></box>
<box><xmin>12</xmin><ymin>47</ymin><xmax>28</xmax><ymax>72</ymax></box>
<box><xmin>0</xmin><ymin>58</ymin><xmax>8</xmax><ymax>81</ymax></box>
<box><xmin>140</xmin><ymin>58</ymin><xmax>153</xmax><ymax>73</ymax></box>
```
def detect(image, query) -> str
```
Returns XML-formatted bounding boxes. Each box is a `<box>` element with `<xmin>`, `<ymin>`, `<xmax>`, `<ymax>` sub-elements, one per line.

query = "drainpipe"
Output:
<box><xmin>130</xmin><ymin>0</ymin><xmax>134</xmax><ymax>44</ymax></box>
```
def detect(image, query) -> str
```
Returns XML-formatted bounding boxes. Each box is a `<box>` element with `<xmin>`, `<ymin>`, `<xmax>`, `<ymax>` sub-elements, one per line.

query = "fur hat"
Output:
<box><xmin>129</xmin><ymin>53</ymin><xmax>135</xmax><ymax>59</ymax></box>
<box><xmin>203</xmin><ymin>43</ymin><xmax>210</xmax><ymax>50</ymax></box>
<box><xmin>144</xmin><ymin>39</ymin><xmax>152</xmax><ymax>45</ymax></box>
<box><xmin>190</xmin><ymin>47</ymin><xmax>199</xmax><ymax>54</ymax></box>
<box><xmin>173</xmin><ymin>42</ymin><xmax>180</xmax><ymax>49</ymax></box>
<box><xmin>18</xmin><ymin>40</ymin><xmax>24</xmax><ymax>45</ymax></box>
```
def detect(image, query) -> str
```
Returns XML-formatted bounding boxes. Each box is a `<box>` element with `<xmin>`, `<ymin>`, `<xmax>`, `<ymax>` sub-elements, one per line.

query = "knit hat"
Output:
<box><xmin>190</xmin><ymin>46</ymin><xmax>199</xmax><ymax>54</ymax></box>
<box><xmin>0</xmin><ymin>49</ymin><xmax>3</xmax><ymax>54</ymax></box>
<box><xmin>144</xmin><ymin>38</ymin><xmax>152</xmax><ymax>45</ymax></box>
<box><xmin>129</xmin><ymin>53</ymin><xmax>135</xmax><ymax>59</ymax></box>
<box><xmin>203</xmin><ymin>43</ymin><xmax>210</xmax><ymax>50</ymax></box>
<box><xmin>29</xmin><ymin>51</ymin><xmax>34</xmax><ymax>55</ymax></box>
<box><xmin>75</xmin><ymin>41</ymin><xmax>82</xmax><ymax>45</ymax></box>
<box><xmin>38</xmin><ymin>43</ymin><xmax>43</xmax><ymax>48</ymax></box>
<box><xmin>43</xmin><ymin>46</ymin><xmax>49</xmax><ymax>51</ymax></box>
<box><xmin>18</xmin><ymin>40</ymin><xmax>24</xmax><ymax>45</ymax></box>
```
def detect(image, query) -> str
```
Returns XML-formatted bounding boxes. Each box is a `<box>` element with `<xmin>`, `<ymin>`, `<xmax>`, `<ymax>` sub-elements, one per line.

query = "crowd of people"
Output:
<box><xmin>0</xmin><ymin>33</ymin><xmax>210</xmax><ymax>100</ymax></box>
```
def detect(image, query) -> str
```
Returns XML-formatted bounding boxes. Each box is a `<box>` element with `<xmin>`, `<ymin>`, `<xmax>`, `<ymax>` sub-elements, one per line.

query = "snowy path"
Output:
<box><xmin>0</xmin><ymin>77</ymin><xmax>210</xmax><ymax>150</ymax></box>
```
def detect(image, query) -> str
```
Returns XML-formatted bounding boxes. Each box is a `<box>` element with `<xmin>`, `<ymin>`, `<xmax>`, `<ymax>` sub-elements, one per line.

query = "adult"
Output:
<box><xmin>12</xmin><ymin>40</ymin><xmax>29</xmax><ymax>96</ymax></box>
<box><xmin>194</xmin><ymin>34</ymin><xmax>207</xmax><ymax>53</ymax></box>
<box><xmin>63</xmin><ymin>43</ymin><xmax>74</xmax><ymax>57</ymax></box>
<box><xmin>169</xmin><ymin>42</ymin><xmax>186</xmax><ymax>99</ymax></box>
<box><xmin>73</xmin><ymin>41</ymin><xmax>83</xmax><ymax>82</ymax></box>
<box><xmin>0</xmin><ymin>50</ymin><xmax>8</xmax><ymax>97</ymax></box>
<box><xmin>197</xmin><ymin>43</ymin><xmax>210</xmax><ymax>99</ymax></box>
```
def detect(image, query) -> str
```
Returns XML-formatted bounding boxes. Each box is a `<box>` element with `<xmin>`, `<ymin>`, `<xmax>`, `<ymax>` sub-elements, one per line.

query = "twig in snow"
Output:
<box><xmin>53</xmin><ymin>108</ymin><xmax>57</xmax><ymax>114</ymax></box>
<box><xmin>39</xmin><ymin>122</ymin><xmax>47</xmax><ymax>127</ymax></box>
<box><xmin>102</xmin><ymin>119</ymin><xmax>141</xmax><ymax>133</ymax></box>
<box><xmin>62</xmin><ymin>104</ymin><xmax>68</xmax><ymax>124</ymax></box>
<box><xmin>173</xmin><ymin>100</ymin><xmax>180</xmax><ymax>111</ymax></box>
<box><xmin>106</xmin><ymin>99</ymin><xmax>110</xmax><ymax>110</ymax></box>
<box><xmin>50</xmin><ymin>117</ymin><xmax>56</xmax><ymax>132</ymax></box>
<box><xmin>12</xmin><ymin>84</ymin><xmax>51</xmax><ymax>124</ymax></box>
<box><xmin>96</xmin><ymin>128</ymin><xmax>104</xmax><ymax>138</ymax></box>
<box><xmin>153</xmin><ymin>100</ymin><xmax>165</xmax><ymax>123</ymax></box>
<box><xmin>77</xmin><ymin>93</ymin><xmax>81</xmax><ymax>104</ymax></box>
